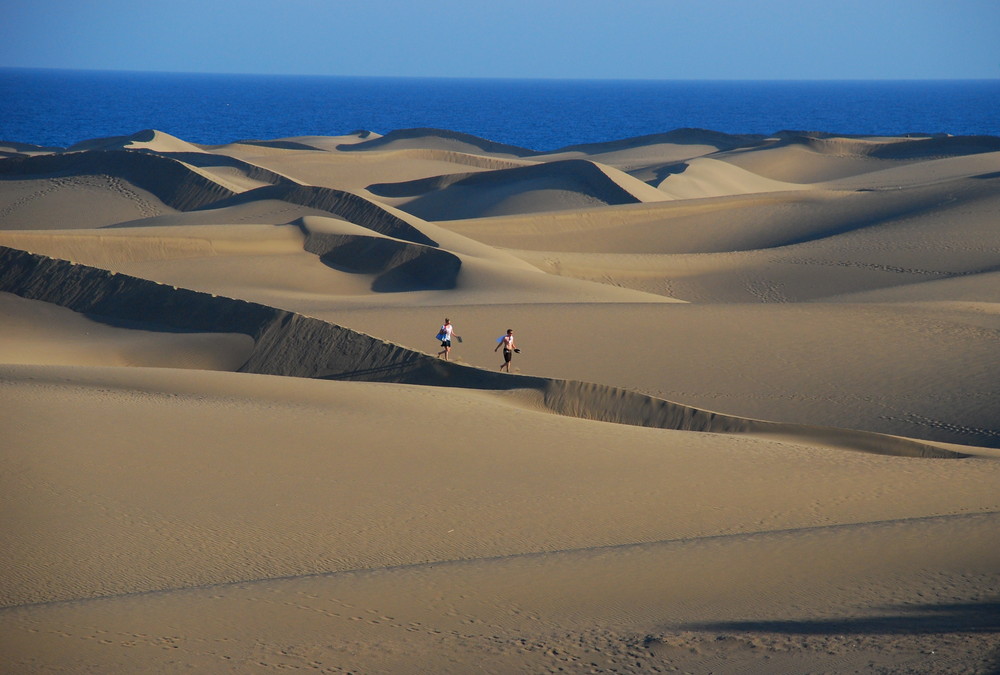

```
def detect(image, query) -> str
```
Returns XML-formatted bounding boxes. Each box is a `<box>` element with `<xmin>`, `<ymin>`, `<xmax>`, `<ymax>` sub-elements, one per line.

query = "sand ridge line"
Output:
<box><xmin>0</xmin><ymin>142</ymin><xmax>442</xmax><ymax>248</ymax></box>
<box><xmin>0</xmin><ymin>246</ymin><xmax>968</xmax><ymax>458</ymax></box>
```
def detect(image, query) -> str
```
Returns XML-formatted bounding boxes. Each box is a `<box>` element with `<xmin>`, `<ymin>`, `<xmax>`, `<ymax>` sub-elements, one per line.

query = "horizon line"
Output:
<box><xmin>2</xmin><ymin>66</ymin><xmax>997</xmax><ymax>84</ymax></box>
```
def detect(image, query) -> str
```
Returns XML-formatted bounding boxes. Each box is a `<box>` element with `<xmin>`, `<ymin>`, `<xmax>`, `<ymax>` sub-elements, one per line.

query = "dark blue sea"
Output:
<box><xmin>2</xmin><ymin>68</ymin><xmax>998</xmax><ymax>151</ymax></box>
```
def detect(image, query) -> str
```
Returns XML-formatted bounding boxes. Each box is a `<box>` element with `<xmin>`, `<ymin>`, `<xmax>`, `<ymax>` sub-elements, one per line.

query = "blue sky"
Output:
<box><xmin>2</xmin><ymin>0</ymin><xmax>998</xmax><ymax>79</ymax></box>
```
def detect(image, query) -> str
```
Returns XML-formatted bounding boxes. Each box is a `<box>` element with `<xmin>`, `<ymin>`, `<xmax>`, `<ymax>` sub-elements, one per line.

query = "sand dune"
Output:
<box><xmin>65</xmin><ymin>128</ymin><xmax>203</xmax><ymax>153</ymax></box>
<box><xmin>0</xmin><ymin>291</ymin><xmax>253</xmax><ymax>370</ymax></box>
<box><xmin>540</xmin><ymin>128</ymin><xmax>767</xmax><ymax>184</ymax></box>
<box><xmin>338</xmin><ymin>126</ymin><xmax>537</xmax><ymax>157</ymax></box>
<box><xmin>0</xmin><ymin>245</ymin><xmax>971</xmax><ymax>456</ymax></box>
<box><xmin>0</xmin><ymin>141</ymin><xmax>64</xmax><ymax>157</ymax></box>
<box><xmin>782</xmin><ymin>132</ymin><xmax>1000</xmax><ymax>160</ymax></box>
<box><xmin>1</xmin><ymin>127</ymin><xmax>999</xmax><ymax>674</ymax></box>
<box><xmin>367</xmin><ymin>158</ymin><xmax>671</xmax><ymax>220</ymax></box>
<box><xmin>304</xmin><ymin>230</ymin><xmax>463</xmax><ymax>292</ymax></box>
<box><xmin>434</xmin><ymin>180</ymin><xmax>978</xmax><ymax>256</ymax></box>
<box><xmin>716</xmin><ymin>133</ymin><xmax>1000</xmax><ymax>185</ymax></box>
<box><xmin>217</xmin><ymin>143</ymin><xmax>536</xmax><ymax>194</ymax></box>
<box><xmin>0</xmin><ymin>148</ymin><xmax>238</xmax><ymax>214</ymax></box>
<box><xmin>655</xmin><ymin>156</ymin><xmax>809</xmax><ymax>198</ymax></box>
<box><xmin>218</xmin><ymin>183</ymin><xmax>439</xmax><ymax>244</ymax></box>
<box><xmin>546</xmin><ymin>127</ymin><xmax>763</xmax><ymax>156</ymax></box>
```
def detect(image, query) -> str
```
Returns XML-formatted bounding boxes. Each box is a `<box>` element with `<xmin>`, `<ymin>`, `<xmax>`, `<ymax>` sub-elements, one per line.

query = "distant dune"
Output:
<box><xmin>338</xmin><ymin>126</ymin><xmax>538</xmax><ymax>157</ymax></box>
<box><xmin>2</xmin><ymin>127</ymin><xmax>999</xmax><ymax>674</ymax></box>
<box><xmin>368</xmin><ymin>158</ymin><xmax>670</xmax><ymax>220</ymax></box>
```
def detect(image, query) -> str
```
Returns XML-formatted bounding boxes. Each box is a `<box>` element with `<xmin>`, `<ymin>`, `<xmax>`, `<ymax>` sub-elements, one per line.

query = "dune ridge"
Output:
<box><xmin>549</xmin><ymin>127</ymin><xmax>765</xmax><ymax>155</ymax></box>
<box><xmin>366</xmin><ymin>147</ymin><xmax>534</xmax><ymax>172</ymax></box>
<box><xmin>155</xmin><ymin>151</ymin><xmax>294</xmax><ymax>186</ymax></box>
<box><xmin>770</xmin><ymin>132</ymin><xmax>1000</xmax><ymax>159</ymax></box>
<box><xmin>302</xmin><ymin>230</ymin><xmax>462</xmax><ymax>291</ymax></box>
<box><xmin>0</xmin><ymin>139</ymin><xmax>440</xmax><ymax>247</ymax></box>
<box><xmin>0</xmin><ymin>245</ymin><xmax>963</xmax><ymax>459</ymax></box>
<box><xmin>65</xmin><ymin>129</ymin><xmax>205</xmax><ymax>153</ymax></box>
<box><xmin>338</xmin><ymin>127</ymin><xmax>537</xmax><ymax>157</ymax></box>
<box><xmin>0</xmin><ymin>149</ymin><xmax>238</xmax><ymax>212</ymax></box>
<box><xmin>209</xmin><ymin>183</ymin><xmax>439</xmax><ymax>245</ymax></box>
<box><xmin>370</xmin><ymin>158</ymin><xmax>669</xmax><ymax>221</ymax></box>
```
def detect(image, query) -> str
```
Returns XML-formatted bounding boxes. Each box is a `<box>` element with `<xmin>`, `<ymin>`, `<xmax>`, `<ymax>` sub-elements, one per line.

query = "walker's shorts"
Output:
<box><xmin>503</xmin><ymin>348</ymin><xmax>512</xmax><ymax>362</ymax></box>
<box><xmin>441</xmin><ymin>340</ymin><xmax>452</xmax><ymax>348</ymax></box>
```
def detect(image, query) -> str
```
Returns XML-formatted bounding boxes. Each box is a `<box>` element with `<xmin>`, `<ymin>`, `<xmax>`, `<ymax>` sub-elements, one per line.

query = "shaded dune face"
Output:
<box><xmin>0</xmin><ymin>149</ymin><xmax>238</xmax><ymax>211</ymax></box>
<box><xmin>769</xmin><ymin>132</ymin><xmax>1000</xmax><ymax>159</ymax></box>
<box><xmin>0</xmin><ymin>145</ymin><xmax>438</xmax><ymax>245</ymax></box>
<box><xmin>64</xmin><ymin>128</ymin><xmax>189</xmax><ymax>152</ymax></box>
<box><xmin>336</xmin><ymin>127</ymin><xmax>538</xmax><ymax>157</ymax></box>
<box><xmin>212</xmin><ymin>183</ymin><xmax>438</xmax><ymax>245</ymax></box>
<box><xmin>303</xmin><ymin>232</ymin><xmax>461</xmax><ymax>291</ymax></box>
<box><xmin>717</xmin><ymin>133</ymin><xmax>1000</xmax><ymax>183</ymax></box>
<box><xmin>548</xmin><ymin>128</ymin><xmax>764</xmax><ymax>155</ymax></box>
<box><xmin>367</xmin><ymin>159</ymin><xmax>651</xmax><ymax>220</ymax></box>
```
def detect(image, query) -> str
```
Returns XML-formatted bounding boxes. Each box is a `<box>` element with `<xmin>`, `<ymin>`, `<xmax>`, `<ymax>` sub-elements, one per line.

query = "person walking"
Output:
<box><xmin>495</xmin><ymin>328</ymin><xmax>518</xmax><ymax>372</ymax></box>
<box><xmin>436</xmin><ymin>318</ymin><xmax>461</xmax><ymax>360</ymax></box>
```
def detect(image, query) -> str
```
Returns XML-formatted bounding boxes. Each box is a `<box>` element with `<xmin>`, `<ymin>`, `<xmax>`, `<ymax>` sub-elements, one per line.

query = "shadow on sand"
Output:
<box><xmin>685</xmin><ymin>600</ymin><xmax>1000</xmax><ymax>636</ymax></box>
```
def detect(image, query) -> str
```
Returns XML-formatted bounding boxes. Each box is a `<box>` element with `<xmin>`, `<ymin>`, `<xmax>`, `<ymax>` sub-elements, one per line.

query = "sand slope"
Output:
<box><xmin>1</xmin><ymin>127</ymin><xmax>999</xmax><ymax>673</ymax></box>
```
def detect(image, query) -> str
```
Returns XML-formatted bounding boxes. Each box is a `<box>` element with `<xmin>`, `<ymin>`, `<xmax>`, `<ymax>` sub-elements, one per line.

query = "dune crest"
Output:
<box><xmin>338</xmin><ymin>127</ymin><xmax>537</xmax><ymax>157</ymax></box>
<box><xmin>370</xmin><ymin>159</ymin><xmax>669</xmax><ymax>221</ymax></box>
<box><xmin>303</xmin><ymin>230</ymin><xmax>462</xmax><ymax>292</ymax></box>
<box><xmin>550</xmin><ymin>128</ymin><xmax>764</xmax><ymax>155</ymax></box>
<box><xmin>216</xmin><ymin>183</ymin><xmax>440</xmax><ymax>245</ymax></box>
<box><xmin>0</xmin><ymin>246</ymin><xmax>964</xmax><ymax>459</ymax></box>
<box><xmin>66</xmin><ymin>128</ymin><xmax>204</xmax><ymax>153</ymax></box>
<box><xmin>655</xmin><ymin>157</ymin><xmax>809</xmax><ymax>198</ymax></box>
<box><xmin>773</xmin><ymin>132</ymin><xmax>1000</xmax><ymax>159</ymax></box>
<box><xmin>0</xmin><ymin>149</ymin><xmax>238</xmax><ymax>212</ymax></box>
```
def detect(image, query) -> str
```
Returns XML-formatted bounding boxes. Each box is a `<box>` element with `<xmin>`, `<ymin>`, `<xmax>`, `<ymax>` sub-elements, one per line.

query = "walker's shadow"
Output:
<box><xmin>685</xmin><ymin>600</ymin><xmax>1000</xmax><ymax>635</ymax></box>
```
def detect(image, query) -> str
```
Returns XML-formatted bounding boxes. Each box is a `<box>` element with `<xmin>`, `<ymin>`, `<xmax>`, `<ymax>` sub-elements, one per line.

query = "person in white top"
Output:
<box><xmin>494</xmin><ymin>328</ymin><xmax>518</xmax><ymax>372</ymax></box>
<box><xmin>436</xmin><ymin>318</ymin><xmax>461</xmax><ymax>360</ymax></box>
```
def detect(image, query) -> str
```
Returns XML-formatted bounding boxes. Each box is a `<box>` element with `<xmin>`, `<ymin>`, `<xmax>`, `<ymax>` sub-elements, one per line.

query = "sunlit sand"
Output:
<box><xmin>2</xmin><ymin>127</ymin><xmax>999</xmax><ymax>673</ymax></box>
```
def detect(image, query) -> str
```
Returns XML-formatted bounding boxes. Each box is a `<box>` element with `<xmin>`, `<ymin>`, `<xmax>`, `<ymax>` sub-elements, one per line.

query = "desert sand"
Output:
<box><xmin>1</xmin><ymin>127</ymin><xmax>998</xmax><ymax>673</ymax></box>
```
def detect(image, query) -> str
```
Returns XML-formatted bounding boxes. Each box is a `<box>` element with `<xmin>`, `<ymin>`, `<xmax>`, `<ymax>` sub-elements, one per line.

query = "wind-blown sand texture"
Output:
<box><xmin>1</xmin><ymin>127</ymin><xmax>999</xmax><ymax>673</ymax></box>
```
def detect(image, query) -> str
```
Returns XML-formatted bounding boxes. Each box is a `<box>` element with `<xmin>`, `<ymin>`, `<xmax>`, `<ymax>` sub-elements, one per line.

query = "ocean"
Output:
<box><xmin>2</xmin><ymin>68</ymin><xmax>998</xmax><ymax>151</ymax></box>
